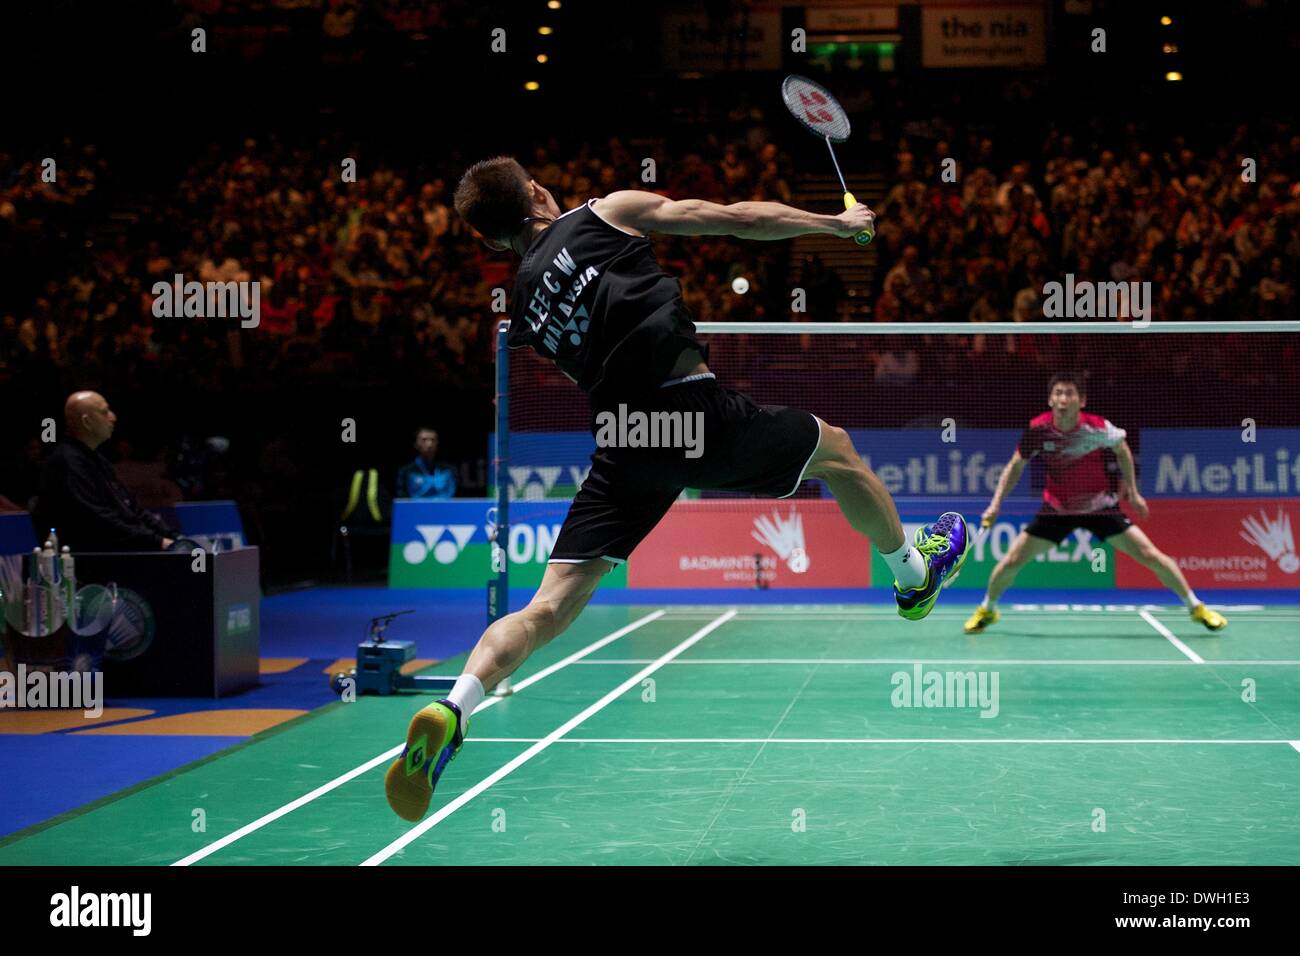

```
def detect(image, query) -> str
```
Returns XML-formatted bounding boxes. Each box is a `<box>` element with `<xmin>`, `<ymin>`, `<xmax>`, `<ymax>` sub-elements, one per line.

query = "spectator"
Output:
<box><xmin>395</xmin><ymin>426</ymin><xmax>456</xmax><ymax>499</ymax></box>
<box><xmin>33</xmin><ymin>391</ymin><xmax>182</xmax><ymax>551</ymax></box>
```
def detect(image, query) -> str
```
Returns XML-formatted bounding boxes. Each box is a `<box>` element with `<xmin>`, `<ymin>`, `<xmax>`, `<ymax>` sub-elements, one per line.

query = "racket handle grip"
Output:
<box><xmin>844</xmin><ymin>191</ymin><xmax>874</xmax><ymax>246</ymax></box>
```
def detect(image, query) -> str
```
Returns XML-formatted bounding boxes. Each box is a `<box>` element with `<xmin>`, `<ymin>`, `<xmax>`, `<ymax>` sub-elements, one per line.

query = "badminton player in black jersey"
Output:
<box><xmin>386</xmin><ymin>157</ymin><xmax>970</xmax><ymax>821</ymax></box>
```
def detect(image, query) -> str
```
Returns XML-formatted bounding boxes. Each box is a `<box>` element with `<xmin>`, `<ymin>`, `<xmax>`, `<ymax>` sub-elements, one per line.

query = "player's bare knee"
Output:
<box><xmin>532</xmin><ymin>559</ymin><xmax>610</xmax><ymax>636</ymax></box>
<box><xmin>808</xmin><ymin>424</ymin><xmax>861</xmax><ymax>479</ymax></box>
<box><xmin>1005</xmin><ymin>544</ymin><xmax>1035</xmax><ymax>568</ymax></box>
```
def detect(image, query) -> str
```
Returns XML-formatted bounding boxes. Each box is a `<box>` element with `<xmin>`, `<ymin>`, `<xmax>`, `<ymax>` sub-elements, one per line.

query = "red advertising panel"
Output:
<box><xmin>1117</xmin><ymin>498</ymin><xmax>1300</xmax><ymax>589</ymax></box>
<box><xmin>628</xmin><ymin>499</ymin><xmax>870</xmax><ymax>588</ymax></box>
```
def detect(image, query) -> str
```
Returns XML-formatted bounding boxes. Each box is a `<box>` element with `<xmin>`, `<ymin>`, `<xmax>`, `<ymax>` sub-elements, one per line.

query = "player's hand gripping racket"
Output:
<box><xmin>781</xmin><ymin>75</ymin><xmax>874</xmax><ymax>245</ymax></box>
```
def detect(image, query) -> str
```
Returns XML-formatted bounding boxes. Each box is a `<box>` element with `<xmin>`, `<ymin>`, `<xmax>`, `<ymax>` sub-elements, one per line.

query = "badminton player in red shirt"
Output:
<box><xmin>967</xmin><ymin>373</ymin><xmax>1227</xmax><ymax>634</ymax></box>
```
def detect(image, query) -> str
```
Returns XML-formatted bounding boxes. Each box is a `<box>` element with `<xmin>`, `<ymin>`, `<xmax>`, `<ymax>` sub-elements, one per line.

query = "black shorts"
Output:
<box><xmin>549</xmin><ymin>376</ymin><xmax>821</xmax><ymax>564</ymax></box>
<box><xmin>1024</xmin><ymin>507</ymin><xmax>1132</xmax><ymax>546</ymax></box>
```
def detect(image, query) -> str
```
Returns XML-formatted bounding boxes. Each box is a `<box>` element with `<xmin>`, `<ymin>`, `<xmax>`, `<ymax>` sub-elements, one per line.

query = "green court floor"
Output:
<box><xmin>2</xmin><ymin>603</ymin><xmax>1298</xmax><ymax>865</ymax></box>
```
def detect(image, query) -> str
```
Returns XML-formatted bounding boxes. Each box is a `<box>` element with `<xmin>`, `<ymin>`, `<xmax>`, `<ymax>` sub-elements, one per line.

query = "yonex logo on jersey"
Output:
<box><xmin>403</xmin><ymin>525</ymin><xmax>476</xmax><ymax>565</ymax></box>
<box><xmin>523</xmin><ymin>243</ymin><xmax>602</xmax><ymax>355</ymax></box>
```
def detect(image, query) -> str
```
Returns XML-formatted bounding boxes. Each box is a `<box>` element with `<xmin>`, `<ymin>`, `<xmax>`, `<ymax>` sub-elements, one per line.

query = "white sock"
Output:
<box><xmin>1183</xmin><ymin>591</ymin><xmax>1201</xmax><ymax>610</ymax></box>
<box><xmin>447</xmin><ymin>674</ymin><xmax>484</xmax><ymax>718</ymax></box>
<box><xmin>883</xmin><ymin>541</ymin><xmax>927</xmax><ymax>589</ymax></box>
<box><xmin>980</xmin><ymin>595</ymin><xmax>997</xmax><ymax>611</ymax></box>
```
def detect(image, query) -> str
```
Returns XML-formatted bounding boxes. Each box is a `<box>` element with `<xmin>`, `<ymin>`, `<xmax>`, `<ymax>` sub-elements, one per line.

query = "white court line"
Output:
<box><xmin>726</xmin><ymin>605</ymin><xmax>1283</xmax><ymax>617</ymax></box>
<box><xmin>1139</xmin><ymin>610</ymin><xmax>1204</xmax><ymax>663</ymax></box>
<box><xmin>465</xmin><ymin>737</ymin><xmax>1298</xmax><ymax>746</ymax></box>
<box><xmin>571</xmin><ymin>658</ymin><xmax>1300</xmax><ymax>667</ymax></box>
<box><xmin>172</xmin><ymin>609</ymin><xmax>668</xmax><ymax>867</ymax></box>
<box><xmin>1291</xmin><ymin>742</ymin><xmax>1300</xmax><ymax>756</ymax></box>
<box><xmin>361</xmin><ymin>610</ymin><xmax>737</xmax><ymax>867</ymax></box>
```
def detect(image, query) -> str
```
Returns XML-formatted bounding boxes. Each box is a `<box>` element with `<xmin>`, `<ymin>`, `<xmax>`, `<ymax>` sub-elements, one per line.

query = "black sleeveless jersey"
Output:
<box><xmin>507</xmin><ymin>198</ymin><xmax>706</xmax><ymax>397</ymax></box>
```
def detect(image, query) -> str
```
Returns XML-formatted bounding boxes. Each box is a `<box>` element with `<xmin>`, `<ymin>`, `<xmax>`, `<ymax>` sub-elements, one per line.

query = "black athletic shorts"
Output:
<box><xmin>1024</xmin><ymin>506</ymin><xmax>1132</xmax><ymax>545</ymax></box>
<box><xmin>549</xmin><ymin>376</ymin><xmax>821</xmax><ymax>565</ymax></box>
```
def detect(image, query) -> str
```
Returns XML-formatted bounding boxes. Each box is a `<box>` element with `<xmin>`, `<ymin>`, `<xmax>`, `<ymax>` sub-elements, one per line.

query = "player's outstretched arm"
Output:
<box><xmin>593</xmin><ymin>190</ymin><xmax>874</xmax><ymax>241</ymax></box>
<box><xmin>983</xmin><ymin>452</ymin><xmax>1027</xmax><ymax>525</ymax></box>
<box><xmin>1114</xmin><ymin>440</ymin><xmax>1150</xmax><ymax>519</ymax></box>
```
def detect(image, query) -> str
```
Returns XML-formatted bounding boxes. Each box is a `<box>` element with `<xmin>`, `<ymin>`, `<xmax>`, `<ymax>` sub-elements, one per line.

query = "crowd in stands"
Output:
<box><xmin>0</xmin><ymin>130</ymin><xmax>794</xmax><ymax>404</ymax></box>
<box><xmin>3</xmin><ymin>114</ymin><xmax>1297</xmax><ymax>515</ymax></box>
<box><xmin>873</xmin><ymin>122</ymin><xmax>1299</xmax><ymax>326</ymax></box>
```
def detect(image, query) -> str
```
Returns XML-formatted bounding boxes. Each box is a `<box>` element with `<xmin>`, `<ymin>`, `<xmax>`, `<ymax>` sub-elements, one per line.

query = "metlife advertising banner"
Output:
<box><xmin>396</xmin><ymin>429</ymin><xmax>1298</xmax><ymax>592</ymax></box>
<box><xmin>1138</xmin><ymin>429</ymin><xmax>1300</xmax><ymax>498</ymax></box>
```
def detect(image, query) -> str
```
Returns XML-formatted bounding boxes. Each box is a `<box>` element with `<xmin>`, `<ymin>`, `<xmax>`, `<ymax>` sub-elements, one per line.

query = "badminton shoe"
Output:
<box><xmin>964</xmin><ymin>605</ymin><xmax>1000</xmax><ymax>634</ymax></box>
<box><xmin>385</xmin><ymin>700</ymin><xmax>466</xmax><ymax>822</ymax></box>
<box><xmin>894</xmin><ymin>512</ymin><xmax>970</xmax><ymax>621</ymax></box>
<box><xmin>1190</xmin><ymin>603</ymin><xmax>1227</xmax><ymax>631</ymax></box>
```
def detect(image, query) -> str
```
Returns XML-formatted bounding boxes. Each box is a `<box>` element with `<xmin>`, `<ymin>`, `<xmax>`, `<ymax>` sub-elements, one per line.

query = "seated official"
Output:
<box><xmin>33</xmin><ymin>391</ymin><xmax>181</xmax><ymax>552</ymax></box>
<box><xmin>395</xmin><ymin>426</ymin><xmax>456</xmax><ymax>499</ymax></box>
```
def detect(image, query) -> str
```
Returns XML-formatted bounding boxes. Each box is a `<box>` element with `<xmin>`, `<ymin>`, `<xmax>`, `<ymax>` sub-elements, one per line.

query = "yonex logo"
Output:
<box><xmin>751</xmin><ymin>507</ymin><xmax>809</xmax><ymax>573</ymax></box>
<box><xmin>1239</xmin><ymin>507</ymin><xmax>1298</xmax><ymax>573</ymax></box>
<box><xmin>225</xmin><ymin>604</ymin><xmax>252</xmax><ymax>635</ymax></box>
<box><xmin>557</xmin><ymin>303</ymin><xmax>590</xmax><ymax>348</ymax></box>
<box><xmin>972</xmin><ymin>521</ymin><xmax>1097</xmax><ymax>563</ymax></box>
<box><xmin>509</xmin><ymin>465</ymin><xmax>590</xmax><ymax>499</ymax></box>
<box><xmin>403</xmin><ymin>525</ymin><xmax>476</xmax><ymax>565</ymax></box>
<box><xmin>798</xmin><ymin>88</ymin><xmax>835</xmax><ymax>126</ymax></box>
<box><xmin>405</xmin><ymin>734</ymin><xmax>428</xmax><ymax>774</ymax></box>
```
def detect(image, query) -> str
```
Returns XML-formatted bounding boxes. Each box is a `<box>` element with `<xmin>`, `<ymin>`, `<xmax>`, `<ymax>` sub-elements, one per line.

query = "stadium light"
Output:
<box><xmin>1162</xmin><ymin>43</ymin><xmax>1178</xmax><ymax>53</ymax></box>
<box><xmin>537</xmin><ymin>54</ymin><xmax>548</xmax><ymax>63</ymax></box>
<box><xmin>538</xmin><ymin>25</ymin><xmax>553</xmax><ymax>35</ymax></box>
<box><xmin>525</xmin><ymin>81</ymin><xmax>540</xmax><ymax>91</ymax></box>
<box><xmin>1165</xmin><ymin>71</ymin><xmax>1183</xmax><ymax>81</ymax></box>
<box><xmin>1160</xmin><ymin>16</ymin><xmax>1173</xmax><ymax>26</ymax></box>
<box><xmin>547</xmin><ymin>1</ymin><xmax>561</xmax><ymax>8</ymax></box>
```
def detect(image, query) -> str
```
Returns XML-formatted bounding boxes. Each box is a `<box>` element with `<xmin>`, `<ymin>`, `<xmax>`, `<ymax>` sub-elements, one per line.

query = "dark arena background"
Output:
<box><xmin>0</xmin><ymin>0</ymin><xmax>1297</xmax><ymax>921</ymax></box>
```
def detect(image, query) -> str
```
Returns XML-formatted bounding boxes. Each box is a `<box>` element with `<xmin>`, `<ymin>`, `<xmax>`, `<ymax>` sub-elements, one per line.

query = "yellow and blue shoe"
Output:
<box><xmin>964</xmin><ymin>605</ymin><xmax>1000</xmax><ymax>634</ymax></box>
<box><xmin>894</xmin><ymin>512</ymin><xmax>970</xmax><ymax>621</ymax></box>
<box><xmin>385</xmin><ymin>699</ymin><xmax>466</xmax><ymax>822</ymax></box>
<box><xmin>1190</xmin><ymin>603</ymin><xmax>1227</xmax><ymax>632</ymax></box>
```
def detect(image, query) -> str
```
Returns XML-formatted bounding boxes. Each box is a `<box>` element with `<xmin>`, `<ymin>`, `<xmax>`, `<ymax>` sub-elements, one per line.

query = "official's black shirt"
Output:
<box><xmin>34</xmin><ymin>439</ymin><xmax>179</xmax><ymax>551</ymax></box>
<box><xmin>508</xmin><ymin>198</ymin><xmax>706</xmax><ymax>397</ymax></box>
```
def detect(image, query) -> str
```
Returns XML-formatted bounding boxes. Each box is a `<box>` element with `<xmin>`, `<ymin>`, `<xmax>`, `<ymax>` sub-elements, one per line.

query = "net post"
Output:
<box><xmin>489</xmin><ymin>320</ymin><xmax>513</xmax><ymax>696</ymax></box>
